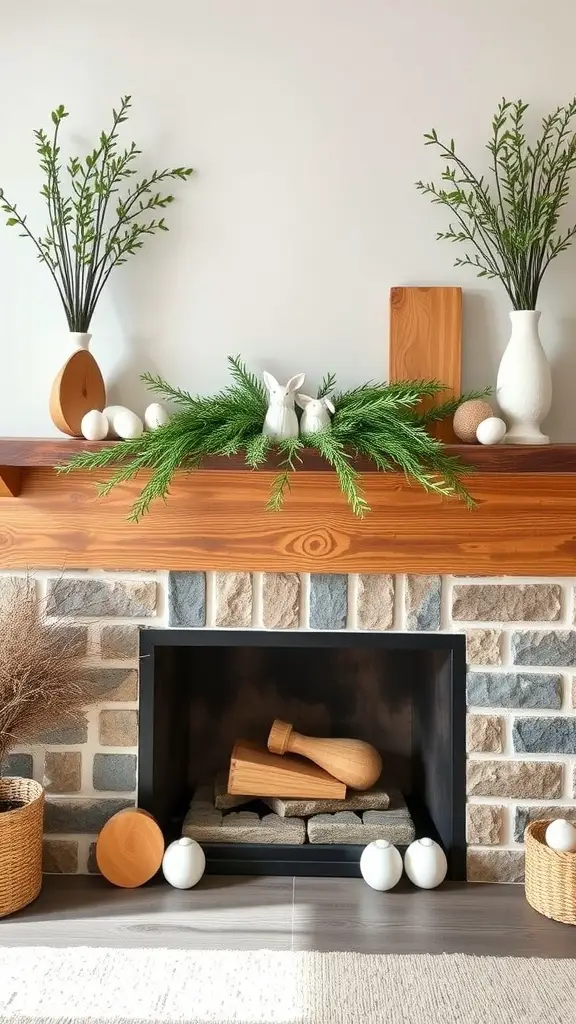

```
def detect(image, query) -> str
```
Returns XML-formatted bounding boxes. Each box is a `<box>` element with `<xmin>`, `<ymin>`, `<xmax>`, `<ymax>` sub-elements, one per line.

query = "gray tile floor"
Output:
<box><xmin>1</xmin><ymin>876</ymin><xmax>574</xmax><ymax>957</ymax></box>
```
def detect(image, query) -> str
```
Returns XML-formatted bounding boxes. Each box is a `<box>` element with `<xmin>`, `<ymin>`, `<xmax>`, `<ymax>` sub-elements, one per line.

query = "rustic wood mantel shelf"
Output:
<box><xmin>0</xmin><ymin>438</ymin><xmax>576</xmax><ymax>575</ymax></box>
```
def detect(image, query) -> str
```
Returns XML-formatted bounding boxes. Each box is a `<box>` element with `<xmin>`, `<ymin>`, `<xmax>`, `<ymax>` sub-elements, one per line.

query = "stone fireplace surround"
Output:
<box><xmin>3</xmin><ymin>568</ymin><xmax>576</xmax><ymax>883</ymax></box>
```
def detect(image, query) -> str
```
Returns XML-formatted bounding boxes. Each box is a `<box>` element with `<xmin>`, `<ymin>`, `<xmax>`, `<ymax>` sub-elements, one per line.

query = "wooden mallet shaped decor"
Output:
<box><xmin>267</xmin><ymin>719</ymin><xmax>382</xmax><ymax>791</ymax></box>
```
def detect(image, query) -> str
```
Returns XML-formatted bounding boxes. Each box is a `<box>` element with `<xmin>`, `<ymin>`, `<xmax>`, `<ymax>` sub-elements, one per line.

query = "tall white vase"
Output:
<box><xmin>496</xmin><ymin>310</ymin><xmax>552</xmax><ymax>445</ymax></box>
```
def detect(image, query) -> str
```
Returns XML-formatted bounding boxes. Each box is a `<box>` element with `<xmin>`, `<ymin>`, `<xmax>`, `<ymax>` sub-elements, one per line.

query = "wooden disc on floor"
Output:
<box><xmin>96</xmin><ymin>808</ymin><xmax>165</xmax><ymax>888</ymax></box>
<box><xmin>49</xmin><ymin>350</ymin><xmax>106</xmax><ymax>437</ymax></box>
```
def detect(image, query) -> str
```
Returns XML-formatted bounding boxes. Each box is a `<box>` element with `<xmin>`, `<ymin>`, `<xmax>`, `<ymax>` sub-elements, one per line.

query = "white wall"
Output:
<box><xmin>1</xmin><ymin>0</ymin><xmax>576</xmax><ymax>438</ymax></box>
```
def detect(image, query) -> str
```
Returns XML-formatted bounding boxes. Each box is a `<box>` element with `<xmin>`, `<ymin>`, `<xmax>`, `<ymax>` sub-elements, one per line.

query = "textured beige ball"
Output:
<box><xmin>453</xmin><ymin>400</ymin><xmax>493</xmax><ymax>443</ymax></box>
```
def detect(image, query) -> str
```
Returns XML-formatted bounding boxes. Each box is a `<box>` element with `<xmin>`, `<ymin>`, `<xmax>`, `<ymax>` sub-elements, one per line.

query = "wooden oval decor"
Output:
<box><xmin>49</xmin><ymin>350</ymin><xmax>106</xmax><ymax>437</ymax></box>
<box><xmin>96</xmin><ymin>808</ymin><xmax>165</xmax><ymax>888</ymax></box>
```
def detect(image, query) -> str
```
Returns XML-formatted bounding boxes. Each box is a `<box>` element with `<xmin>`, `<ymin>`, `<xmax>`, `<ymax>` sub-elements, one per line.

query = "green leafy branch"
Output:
<box><xmin>0</xmin><ymin>96</ymin><xmax>193</xmax><ymax>332</ymax></box>
<box><xmin>58</xmin><ymin>357</ymin><xmax>482</xmax><ymax>520</ymax></box>
<box><xmin>417</xmin><ymin>97</ymin><xmax>576</xmax><ymax>309</ymax></box>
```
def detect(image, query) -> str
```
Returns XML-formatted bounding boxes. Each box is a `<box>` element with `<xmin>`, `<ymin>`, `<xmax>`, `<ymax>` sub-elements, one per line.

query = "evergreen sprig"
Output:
<box><xmin>59</xmin><ymin>357</ymin><xmax>483</xmax><ymax>520</ymax></box>
<box><xmin>417</xmin><ymin>98</ymin><xmax>576</xmax><ymax>309</ymax></box>
<box><xmin>0</xmin><ymin>96</ymin><xmax>193</xmax><ymax>332</ymax></box>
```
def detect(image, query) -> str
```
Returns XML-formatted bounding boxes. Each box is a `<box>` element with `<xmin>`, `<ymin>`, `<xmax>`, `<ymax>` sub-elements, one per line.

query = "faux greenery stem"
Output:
<box><xmin>58</xmin><ymin>357</ymin><xmax>488</xmax><ymax>520</ymax></box>
<box><xmin>0</xmin><ymin>96</ymin><xmax>193</xmax><ymax>332</ymax></box>
<box><xmin>417</xmin><ymin>98</ymin><xmax>576</xmax><ymax>309</ymax></box>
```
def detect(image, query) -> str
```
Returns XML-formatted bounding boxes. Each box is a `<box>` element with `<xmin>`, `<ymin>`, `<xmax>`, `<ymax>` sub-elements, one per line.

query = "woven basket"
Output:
<box><xmin>0</xmin><ymin>777</ymin><xmax>44</xmax><ymax>918</ymax></box>
<box><xmin>525</xmin><ymin>819</ymin><xmax>576</xmax><ymax>925</ymax></box>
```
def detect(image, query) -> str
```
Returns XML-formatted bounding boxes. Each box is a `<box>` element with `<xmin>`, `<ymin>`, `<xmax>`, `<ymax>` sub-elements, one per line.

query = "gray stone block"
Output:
<box><xmin>453</xmin><ymin>583</ymin><xmax>561</xmax><ymax>622</ymax></box>
<box><xmin>168</xmin><ymin>572</ymin><xmax>206</xmax><ymax>627</ymax></box>
<box><xmin>87</xmin><ymin>842</ymin><xmax>99</xmax><ymax>874</ymax></box>
<box><xmin>405</xmin><ymin>575</ymin><xmax>441</xmax><ymax>630</ymax></box>
<box><xmin>100</xmin><ymin>625</ymin><xmax>139</xmax><ymax>660</ymax></box>
<box><xmin>1</xmin><ymin>753</ymin><xmax>33</xmax><ymax>778</ymax></box>
<box><xmin>45</xmin><ymin>798</ymin><xmax>133</xmax><ymax>833</ymax></box>
<box><xmin>310</xmin><ymin>574</ymin><xmax>347</xmax><ymax>629</ymax></box>
<box><xmin>513</xmin><ymin>805</ymin><xmax>576</xmax><ymax>843</ymax></box>
<box><xmin>467</xmin><ymin>849</ymin><xmax>524</xmax><ymax>883</ymax></box>
<box><xmin>37</xmin><ymin>722</ymin><xmax>87</xmax><ymax>745</ymax></box>
<box><xmin>82</xmin><ymin>668</ymin><xmax>138</xmax><ymax>702</ymax></box>
<box><xmin>93</xmin><ymin>754</ymin><xmax>137</xmax><ymax>792</ymax></box>
<box><xmin>467</xmin><ymin>759</ymin><xmax>563</xmax><ymax>799</ymax></box>
<box><xmin>512</xmin><ymin>631</ymin><xmax>576</xmax><ymax>667</ymax></box>
<box><xmin>215</xmin><ymin>572</ymin><xmax>252</xmax><ymax>627</ymax></box>
<box><xmin>357</xmin><ymin>575</ymin><xmax>394</xmax><ymax>630</ymax></box>
<box><xmin>513</xmin><ymin>717</ymin><xmax>576</xmax><ymax>754</ymax></box>
<box><xmin>46</xmin><ymin>578</ymin><xmax>157</xmax><ymax>618</ymax></box>
<box><xmin>467</xmin><ymin>671</ymin><xmax>563</xmax><ymax>709</ymax></box>
<box><xmin>466</xmin><ymin>804</ymin><xmax>503</xmax><ymax>845</ymax></box>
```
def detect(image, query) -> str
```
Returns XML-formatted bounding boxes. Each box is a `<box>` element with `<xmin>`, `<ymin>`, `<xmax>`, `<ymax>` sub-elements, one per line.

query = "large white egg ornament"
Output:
<box><xmin>359</xmin><ymin>839</ymin><xmax>403</xmax><ymax>891</ymax></box>
<box><xmin>162</xmin><ymin>837</ymin><xmax>206</xmax><ymax>889</ymax></box>
<box><xmin>545</xmin><ymin>819</ymin><xmax>576</xmax><ymax>852</ymax></box>
<box><xmin>80</xmin><ymin>409</ymin><xmax>109</xmax><ymax>441</ymax></box>
<box><xmin>144</xmin><ymin>403</ymin><xmax>170</xmax><ymax>431</ymax></box>
<box><xmin>404</xmin><ymin>838</ymin><xmax>447</xmax><ymax>889</ymax></box>
<box><xmin>476</xmin><ymin>416</ymin><xmax>507</xmax><ymax>445</ymax></box>
<box><xmin>113</xmin><ymin>410</ymin><xmax>144</xmax><ymax>440</ymax></box>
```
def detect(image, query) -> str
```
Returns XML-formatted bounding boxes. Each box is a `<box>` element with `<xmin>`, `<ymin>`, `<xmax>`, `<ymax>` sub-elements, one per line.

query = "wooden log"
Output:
<box><xmin>227</xmin><ymin>740</ymin><xmax>346</xmax><ymax>799</ymax></box>
<box><xmin>268</xmin><ymin>719</ymin><xmax>382</xmax><ymax>791</ymax></box>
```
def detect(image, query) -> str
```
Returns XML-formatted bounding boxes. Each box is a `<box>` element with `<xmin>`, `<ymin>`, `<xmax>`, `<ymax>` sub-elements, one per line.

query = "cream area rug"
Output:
<box><xmin>0</xmin><ymin>947</ymin><xmax>574</xmax><ymax>1023</ymax></box>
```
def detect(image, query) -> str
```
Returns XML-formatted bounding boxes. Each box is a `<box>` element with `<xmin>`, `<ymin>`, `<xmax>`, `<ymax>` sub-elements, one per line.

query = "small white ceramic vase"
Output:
<box><xmin>162</xmin><ymin>837</ymin><xmax>206</xmax><ymax>889</ymax></box>
<box><xmin>404</xmin><ymin>838</ymin><xmax>447</xmax><ymax>889</ymax></box>
<box><xmin>496</xmin><ymin>311</ymin><xmax>552</xmax><ymax>444</ymax></box>
<box><xmin>359</xmin><ymin>839</ymin><xmax>403</xmax><ymax>891</ymax></box>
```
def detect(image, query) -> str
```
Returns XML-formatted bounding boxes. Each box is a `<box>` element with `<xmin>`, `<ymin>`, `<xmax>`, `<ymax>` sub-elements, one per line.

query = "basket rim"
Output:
<box><xmin>0</xmin><ymin>776</ymin><xmax>44</xmax><ymax>820</ymax></box>
<box><xmin>526</xmin><ymin>818</ymin><xmax>576</xmax><ymax>859</ymax></box>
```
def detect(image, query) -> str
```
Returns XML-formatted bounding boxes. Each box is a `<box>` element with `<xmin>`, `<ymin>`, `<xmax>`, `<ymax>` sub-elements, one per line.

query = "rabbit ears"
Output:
<box><xmin>296</xmin><ymin>393</ymin><xmax>336</xmax><ymax>413</ymax></box>
<box><xmin>263</xmin><ymin>371</ymin><xmax>306</xmax><ymax>393</ymax></box>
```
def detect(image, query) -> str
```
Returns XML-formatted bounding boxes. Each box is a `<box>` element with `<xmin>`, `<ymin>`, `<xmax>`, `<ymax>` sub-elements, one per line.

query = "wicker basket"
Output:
<box><xmin>0</xmin><ymin>777</ymin><xmax>44</xmax><ymax>918</ymax></box>
<box><xmin>525</xmin><ymin>819</ymin><xmax>576</xmax><ymax>925</ymax></box>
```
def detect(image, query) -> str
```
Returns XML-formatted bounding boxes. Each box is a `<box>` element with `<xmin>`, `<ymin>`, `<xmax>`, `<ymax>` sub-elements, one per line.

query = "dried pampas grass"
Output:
<box><xmin>0</xmin><ymin>579</ymin><xmax>90</xmax><ymax>765</ymax></box>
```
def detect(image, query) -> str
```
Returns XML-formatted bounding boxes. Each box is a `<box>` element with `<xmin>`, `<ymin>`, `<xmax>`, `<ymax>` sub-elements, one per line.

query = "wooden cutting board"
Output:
<box><xmin>389</xmin><ymin>286</ymin><xmax>462</xmax><ymax>441</ymax></box>
<box><xmin>228</xmin><ymin>740</ymin><xmax>346</xmax><ymax>799</ymax></box>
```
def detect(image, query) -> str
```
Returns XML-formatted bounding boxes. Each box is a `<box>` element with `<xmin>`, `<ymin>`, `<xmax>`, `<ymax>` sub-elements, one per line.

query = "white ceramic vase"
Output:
<box><xmin>496</xmin><ymin>310</ymin><xmax>552</xmax><ymax>444</ymax></box>
<box><xmin>403</xmin><ymin>838</ymin><xmax>447</xmax><ymax>889</ymax></box>
<box><xmin>359</xmin><ymin>839</ymin><xmax>403</xmax><ymax>891</ymax></box>
<box><xmin>162</xmin><ymin>837</ymin><xmax>206</xmax><ymax>889</ymax></box>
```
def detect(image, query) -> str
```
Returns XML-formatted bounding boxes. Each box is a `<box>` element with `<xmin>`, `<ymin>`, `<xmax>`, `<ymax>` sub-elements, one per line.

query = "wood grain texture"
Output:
<box><xmin>1</xmin><ymin>466</ymin><xmax>576</xmax><ymax>574</ymax></box>
<box><xmin>95</xmin><ymin>808</ymin><xmax>164</xmax><ymax>889</ymax></box>
<box><xmin>49</xmin><ymin>351</ymin><xmax>106</xmax><ymax>437</ymax></box>
<box><xmin>228</xmin><ymin>741</ymin><xmax>346</xmax><ymax>799</ymax></box>
<box><xmin>268</xmin><ymin>719</ymin><xmax>382</xmax><ymax>791</ymax></box>
<box><xmin>0</xmin><ymin>467</ymin><xmax>21</xmax><ymax>497</ymax></box>
<box><xmin>3</xmin><ymin>438</ymin><xmax>576</xmax><ymax>471</ymax></box>
<box><xmin>2</xmin><ymin>875</ymin><xmax>576</xmax><ymax>957</ymax></box>
<box><xmin>389</xmin><ymin>286</ymin><xmax>462</xmax><ymax>442</ymax></box>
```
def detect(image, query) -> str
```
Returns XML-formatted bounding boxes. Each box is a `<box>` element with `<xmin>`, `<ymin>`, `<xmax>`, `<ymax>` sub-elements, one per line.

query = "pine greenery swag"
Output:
<box><xmin>60</xmin><ymin>358</ymin><xmax>485</xmax><ymax>520</ymax></box>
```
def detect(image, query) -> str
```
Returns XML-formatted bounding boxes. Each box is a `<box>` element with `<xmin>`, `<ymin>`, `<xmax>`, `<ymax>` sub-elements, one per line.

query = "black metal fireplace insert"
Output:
<box><xmin>138</xmin><ymin>629</ymin><xmax>466</xmax><ymax>879</ymax></box>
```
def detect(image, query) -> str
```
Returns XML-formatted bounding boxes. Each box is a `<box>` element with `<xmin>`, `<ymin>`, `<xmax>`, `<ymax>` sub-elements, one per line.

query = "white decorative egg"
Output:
<box><xmin>80</xmin><ymin>409</ymin><xmax>109</xmax><ymax>441</ymax></box>
<box><xmin>113</xmin><ymin>410</ymin><xmax>144</xmax><ymax>440</ymax></box>
<box><xmin>103</xmin><ymin>405</ymin><xmax>135</xmax><ymax>438</ymax></box>
<box><xmin>404</xmin><ymin>838</ymin><xmax>447</xmax><ymax>889</ymax></box>
<box><xmin>476</xmin><ymin>416</ymin><xmax>507</xmax><ymax>446</ymax></box>
<box><xmin>545</xmin><ymin>819</ymin><xmax>576</xmax><ymax>852</ymax></box>
<box><xmin>162</xmin><ymin>837</ymin><xmax>206</xmax><ymax>889</ymax></box>
<box><xmin>144</xmin><ymin>402</ymin><xmax>170</xmax><ymax>431</ymax></box>
<box><xmin>359</xmin><ymin>839</ymin><xmax>403</xmax><ymax>891</ymax></box>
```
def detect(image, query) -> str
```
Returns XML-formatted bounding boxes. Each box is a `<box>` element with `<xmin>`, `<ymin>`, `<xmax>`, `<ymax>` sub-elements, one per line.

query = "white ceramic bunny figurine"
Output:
<box><xmin>262</xmin><ymin>371</ymin><xmax>306</xmax><ymax>440</ymax></box>
<box><xmin>296</xmin><ymin>393</ymin><xmax>335</xmax><ymax>434</ymax></box>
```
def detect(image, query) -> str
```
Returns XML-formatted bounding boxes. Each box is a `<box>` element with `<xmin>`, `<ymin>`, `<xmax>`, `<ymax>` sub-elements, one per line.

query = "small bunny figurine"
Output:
<box><xmin>262</xmin><ymin>371</ymin><xmax>306</xmax><ymax>441</ymax></box>
<box><xmin>296</xmin><ymin>393</ymin><xmax>335</xmax><ymax>434</ymax></box>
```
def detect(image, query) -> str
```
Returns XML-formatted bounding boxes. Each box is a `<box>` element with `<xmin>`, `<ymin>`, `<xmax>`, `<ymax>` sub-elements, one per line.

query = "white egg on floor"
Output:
<box><xmin>545</xmin><ymin>819</ymin><xmax>576</xmax><ymax>852</ymax></box>
<box><xmin>144</xmin><ymin>402</ymin><xmax>170</xmax><ymax>431</ymax></box>
<box><xmin>80</xmin><ymin>409</ymin><xmax>109</xmax><ymax>441</ymax></box>
<box><xmin>476</xmin><ymin>416</ymin><xmax>507</xmax><ymax>445</ymax></box>
<box><xmin>404</xmin><ymin>838</ymin><xmax>447</xmax><ymax>889</ymax></box>
<box><xmin>113</xmin><ymin>409</ymin><xmax>144</xmax><ymax>440</ymax></box>
<box><xmin>359</xmin><ymin>839</ymin><xmax>403</xmax><ymax>891</ymax></box>
<box><xmin>162</xmin><ymin>837</ymin><xmax>206</xmax><ymax>888</ymax></box>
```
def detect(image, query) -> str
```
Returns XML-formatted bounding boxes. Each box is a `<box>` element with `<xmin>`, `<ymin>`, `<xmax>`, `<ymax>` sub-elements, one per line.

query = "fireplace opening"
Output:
<box><xmin>138</xmin><ymin>630</ymin><xmax>466</xmax><ymax>879</ymax></box>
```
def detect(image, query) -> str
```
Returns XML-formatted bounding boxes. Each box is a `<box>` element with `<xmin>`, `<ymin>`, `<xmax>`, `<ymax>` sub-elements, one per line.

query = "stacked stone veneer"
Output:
<box><xmin>3</xmin><ymin>570</ymin><xmax>576</xmax><ymax>882</ymax></box>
